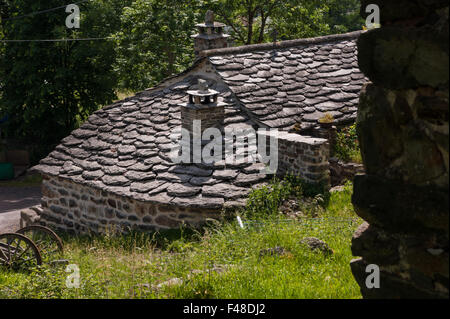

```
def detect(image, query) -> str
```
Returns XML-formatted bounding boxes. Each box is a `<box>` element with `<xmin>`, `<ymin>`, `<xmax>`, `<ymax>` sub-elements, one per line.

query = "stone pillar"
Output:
<box><xmin>350</xmin><ymin>1</ymin><xmax>449</xmax><ymax>298</ymax></box>
<box><xmin>258</xmin><ymin>130</ymin><xmax>331</xmax><ymax>188</ymax></box>
<box><xmin>314</xmin><ymin>124</ymin><xmax>337</xmax><ymax>157</ymax></box>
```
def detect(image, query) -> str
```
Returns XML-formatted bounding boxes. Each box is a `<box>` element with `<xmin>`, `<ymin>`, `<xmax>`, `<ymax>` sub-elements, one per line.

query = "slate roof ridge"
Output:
<box><xmin>200</xmin><ymin>30</ymin><xmax>364</xmax><ymax>57</ymax></box>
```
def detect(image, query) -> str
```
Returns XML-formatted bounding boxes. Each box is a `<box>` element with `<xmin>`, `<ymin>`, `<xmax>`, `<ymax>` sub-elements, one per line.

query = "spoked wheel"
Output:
<box><xmin>16</xmin><ymin>225</ymin><xmax>64</xmax><ymax>261</ymax></box>
<box><xmin>0</xmin><ymin>233</ymin><xmax>42</xmax><ymax>269</ymax></box>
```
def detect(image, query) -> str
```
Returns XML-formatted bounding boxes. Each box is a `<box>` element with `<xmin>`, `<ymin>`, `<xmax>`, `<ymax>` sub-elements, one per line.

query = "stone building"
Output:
<box><xmin>350</xmin><ymin>0</ymin><xmax>448</xmax><ymax>299</ymax></box>
<box><xmin>32</xmin><ymin>12</ymin><xmax>366</xmax><ymax>234</ymax></box>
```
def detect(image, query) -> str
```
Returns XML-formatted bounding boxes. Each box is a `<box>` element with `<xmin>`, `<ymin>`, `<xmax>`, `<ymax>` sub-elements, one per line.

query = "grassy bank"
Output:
<box><xmin>0</xmin><ymin>181</ymin><xmax>362</xmax><ymax>299</ymax></box>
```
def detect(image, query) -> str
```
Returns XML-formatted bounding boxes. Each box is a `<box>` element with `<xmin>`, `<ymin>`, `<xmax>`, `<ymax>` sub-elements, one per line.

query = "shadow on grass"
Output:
<box><xmin>55</xmin><ymin>223</ymin><xmax>212</xmax><ymax>254</ymax></box>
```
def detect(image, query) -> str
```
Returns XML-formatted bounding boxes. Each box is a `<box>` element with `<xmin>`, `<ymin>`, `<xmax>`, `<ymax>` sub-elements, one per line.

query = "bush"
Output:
<box><xmin>333</xmin><ymin>123</ymin><xmax>362</xmax><ymax>163</ymax></box>
<box><xmin>243</xmin><ymin>175</ymin><xmax>330</xmax><ymax>219</ymax></box>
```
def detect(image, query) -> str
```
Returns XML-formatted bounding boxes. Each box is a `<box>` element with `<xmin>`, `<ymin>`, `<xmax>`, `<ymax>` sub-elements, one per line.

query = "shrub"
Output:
<box><xmin>243</xmin><ymin>175</ymin><xmax>330</xmax><ymax>219</ymax></box>
<box><xmin>333</xmin><ymin>123</ymin><xmax>362</xmax><ymax>163</ymax></box>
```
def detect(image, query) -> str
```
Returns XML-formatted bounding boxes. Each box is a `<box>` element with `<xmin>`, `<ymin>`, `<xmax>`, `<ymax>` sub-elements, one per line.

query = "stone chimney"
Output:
<box><xmin>192</xmin><ymin>10</ymin><xmax>229</xmax><ymax>57</ymax></box>
<box><xmin>180</xmin><ymin>79</ymin><xmax>226</xmax><ymax>139</ymax></box>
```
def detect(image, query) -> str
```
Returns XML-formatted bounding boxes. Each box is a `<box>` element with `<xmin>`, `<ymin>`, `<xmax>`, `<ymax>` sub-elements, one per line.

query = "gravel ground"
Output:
<box><xmin>0</xmin><ymin>186</ymin><xmax>41</xmax><ymax>233</ymax></box>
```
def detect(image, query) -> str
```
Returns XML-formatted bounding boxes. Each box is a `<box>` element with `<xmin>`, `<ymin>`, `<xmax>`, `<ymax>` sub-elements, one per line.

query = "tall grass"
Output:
<box><xmin>0</xmin><ymin>180</ymin><xmax>362</xmax><ymax>299</ymax></box>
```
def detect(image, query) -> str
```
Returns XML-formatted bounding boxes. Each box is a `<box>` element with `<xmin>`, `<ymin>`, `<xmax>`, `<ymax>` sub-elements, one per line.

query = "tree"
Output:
<box><xmin>201</xmin><ymin>0</ymin><xmax>331</xmax><ymax>45</ymax></box>
<box><xmin>201</xmin><ymin>0</ymin><xmax>362</xmax><ymax>45</ymax></box>
<box><xmin>114</xmin><ymin>0</ymin><xmax>201</xmax><ymax>91</ymax></box>
<box><xmin>0</xmin><ymin>0</ymin><xmax>120</xmax><ymax>161</ymax></box>
<box><xmin>325</xmin><ymin>0</ymin><xmax>364</xmax><ymax>34</ymax></box>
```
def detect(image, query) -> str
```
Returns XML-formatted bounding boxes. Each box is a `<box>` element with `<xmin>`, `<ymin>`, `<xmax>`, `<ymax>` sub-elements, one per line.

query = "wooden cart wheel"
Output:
<box><xmin>16</xmin><ymin>225</ymin><xmax>63</xmax><ymax>260</ymax></box>
<box><xmin>0</xmin><ymin>233</ymin><xmax>42</xmax><ymax>269</ymax></box>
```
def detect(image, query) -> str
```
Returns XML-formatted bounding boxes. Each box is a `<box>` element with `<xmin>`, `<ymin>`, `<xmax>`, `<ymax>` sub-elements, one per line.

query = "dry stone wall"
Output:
<box><xmin>40</xmin><ymin>175</ymin><xmax>222</xmax><ymax>234</ymax></box>
<box><xmin>194</xmin><ymin>37</ymin><xmax>228</xmax><ymax>57</ymax></box>
<box><xmin>329</xmin><ymin>158</ymin><xmax>364</xmax><ymax>187</ymax></box>
<box><xmin>351</xmin><ymin>0</ymin><xmax>449</xmax><ymax>298</ymax></box>
<box><xmin>258</xmin><ymin>131</ymin><xmax>330</xmax><ymax>187</ymax></box>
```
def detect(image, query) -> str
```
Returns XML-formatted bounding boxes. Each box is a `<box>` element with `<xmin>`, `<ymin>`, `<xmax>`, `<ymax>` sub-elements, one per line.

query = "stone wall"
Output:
<box><xmin>329</xmin><ymin>157</ymin><xmax>364</xmax><ymax>187</ymax></box>
<box><xmin>258</xmin><ymin>130</ymin><xmax>330</xmax><ymax>187</ymax></box>
<box><xmin>194</xmin><ymin>37</ymin><xmax>229</xmax><ymax>57</ymax></box>
<box><xmin>350</xmin><ymin>0</ymin><xmax>449</xmax><ymax>298</ymax></box>
<box><xmin>40</xmin><ymin>175</ymin><xmax>222</xmax><ymax>234</ymax></box>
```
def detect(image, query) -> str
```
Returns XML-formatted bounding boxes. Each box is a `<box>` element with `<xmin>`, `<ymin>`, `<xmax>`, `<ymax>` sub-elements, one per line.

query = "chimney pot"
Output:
<box><xmin>191</xmin><ymin>10</ymin><xmax>230</xmax><ymax>57</ymax></box>
<box><xmin>205</xmin><ymin>10</ymin><xmax>214</xmax><ymax>25</ymax></box>
<box><xmin>181</xmin><ymin>79</ymin><xmax>226</xmax><ymax>138</ymax></box>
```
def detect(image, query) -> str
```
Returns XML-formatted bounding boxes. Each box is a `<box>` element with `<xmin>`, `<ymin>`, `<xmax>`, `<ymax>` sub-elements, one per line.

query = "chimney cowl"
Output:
<box><xmin>180</xmin><ymin>78</ymin><xmax>226</xmax><ymax>137</ymax></box>
<box><xmin>192</xmin><ymin>10</ymin><xmax>229</xmax><ymax>56</ymax></box>
<box><xmin>186</xmin><ymin>79</ymin><xmax>220</xmax><ymax>105</ymax></box>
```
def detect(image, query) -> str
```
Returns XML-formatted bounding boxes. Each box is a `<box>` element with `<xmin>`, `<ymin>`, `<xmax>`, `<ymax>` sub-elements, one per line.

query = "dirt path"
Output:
<box><xmin>0</xmin><ymin>186</ymin><xmax>41</xmax><ymax>233</ymax></box>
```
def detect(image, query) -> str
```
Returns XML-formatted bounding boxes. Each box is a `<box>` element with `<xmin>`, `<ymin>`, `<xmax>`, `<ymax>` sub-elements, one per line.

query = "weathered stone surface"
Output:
<box><xmin>350</xmin><ymin>258</ymin><xmax>448</xmax><ymax>299</ymax></box>
<box><xmin>360</xmin><ymin>0</ymin><xmax>449</xmax><ymax>25</ymax></box>
<box><xmin>300</xmin><ymin>237</ymin><xmax>334</xmax><ymax>255</ymax></box>
<box><xmin>212</xmin><ymin>169</ymin><xmax>238</xmax><ymax>180</ymax></box>
<box><xmin>20</xmin><ymin>207</ymin><xmax>42</xmax><ymax>228</ymax></box>
<box><xmin>202</xmin><ymin>183</ymin><xmax>249</xmax><ymax>199</ymax></box>
<box><xmin>209</xmin><ymin>32</ymin><xmax>365</xmax><ymax>132</ymax></box>
<box><xmin>234</xmin><ymin>173</ymin><xmax>268</xmax><ymax>186</ymax></box>
<box><xmin>169</xmin><ymin>165</ymin><xmax>213</xmax><ymax>177</ymax></box>
<box><xmin>352</xmin><ymin>222</ymin><xmax>400</xmax><ymax>265</ymax></box>
<box><xmin>329</xmin><ymin>157</ymin><xmax>364</xmax><ymax>186</ymax></box>
<box><xmin>358</xmin><ymin>84</ymin><xmax>448</xmax><ymax>187</ymax></box>
<box><xmin>167</xmin><ymin>183</ymin><xmax>201</xmax><ymax>197</ymax></box>
<box><xmin>171</xmin><ymin>194</ymin><xmax>224</xmax><ymax>209</ymax></box>
<box><xmin>358</xmin><ymin>28</ymin><xmax>449</xmax><ymax>90</ymax></box>
<box><xmin>351</xmin><ymin>0</ymin><xmax>449</xmax><ymax>299</ymax></box>
<box><xmin>259</xmin><ymin>246</ymin><xmax>287</xmax><ymax>257</ymax></box>
<box><xmin>352</xmin><ymin>174</ymin><xmax>449</xmax><ymax>234</ymax></box>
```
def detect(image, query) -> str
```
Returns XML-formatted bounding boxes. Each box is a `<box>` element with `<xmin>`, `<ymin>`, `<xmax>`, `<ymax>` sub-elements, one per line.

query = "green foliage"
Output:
<box><xmin>0</xmin><ymin>0</ymin><xmax>121</xmax><ymax>161</ymax></box>
<box><xmin>203</xmin><ymin>0</ymin><xmax>329</xmax><ymax>45</ymax></box>
<box><xmin>243</xmin><ymin>175</ymin><xmax>330</xmax><ymax>219</ymax></box>
<box><xmin>113</xmin><ymin>0</ymin><xmax>200</xmax><ymax>91</ymax></box>
<box><xmin>268</xmin><ymin>0</ymin><xmax>331</xmax><ymax>41</ymax></box>
<box><xmin>325</xmin><ymin>0</ymin><xmax>364</xmax><ymax>34</ymax></box>
<box><xmin>244</xmin><ymin>176</ymin><xmax>302</xmax><ymax>218</ymax></box>
<box><xmin>203</xmin><ymin>0</ymin><xmax>362</xmax><ymax>45</ymax></box>
<box><xmin>333</xmin><ymin>123</ymin><xmax>362</xmax><ymax>163</ymax></box>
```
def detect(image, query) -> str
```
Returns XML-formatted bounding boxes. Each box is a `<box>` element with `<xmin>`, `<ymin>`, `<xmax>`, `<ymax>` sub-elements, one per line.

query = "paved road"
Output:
<box><xmin>0</xmin><ymin>186</ymin><xmax>41</xmax><ymax>233</ymax></box>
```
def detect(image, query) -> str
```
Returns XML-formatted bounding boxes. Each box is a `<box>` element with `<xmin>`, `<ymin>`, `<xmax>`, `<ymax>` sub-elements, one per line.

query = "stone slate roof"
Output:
<box><xmin>204</xmin><ymin>31</ymin><xmax>366</xmax><ymax>131</ymax></box>
<box><xmin>33</xmin><ymin>76</ymin><xmax>269</xmax><ymax>209</ymax></box>
<box><xmin>33</xmin><ymin>31</ymin><xmax>366</xmax><ymax>208</ymax></box>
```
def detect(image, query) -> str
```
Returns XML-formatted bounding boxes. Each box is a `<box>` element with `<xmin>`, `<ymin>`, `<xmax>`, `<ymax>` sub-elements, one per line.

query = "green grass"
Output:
<box><xmin>0</xmin><ymin>181</ymin><xmax>362</xmax><ymax>299</ymax></box>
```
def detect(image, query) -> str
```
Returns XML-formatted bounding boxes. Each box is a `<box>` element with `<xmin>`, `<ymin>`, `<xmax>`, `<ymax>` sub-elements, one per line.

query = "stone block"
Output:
<box><xmin>20</xmin><ymin>207</ymin><xmax>41</xmax><ymax>228</ymax></box>
<box><xmin>352</xmin><ymin>174</ymin><xmax>449</xmax><ymax>234</ymax></box>
<box><xmin>357</xmin><ymin>27</ymin><xmax>449</xmax><ymax>89</ymax></box>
